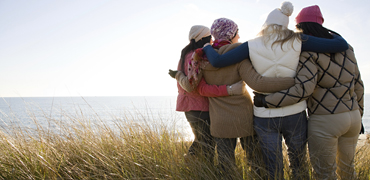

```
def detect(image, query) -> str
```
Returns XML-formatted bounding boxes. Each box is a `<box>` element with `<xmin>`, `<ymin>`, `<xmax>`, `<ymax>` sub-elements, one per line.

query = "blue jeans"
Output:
<box><xmin>254</xmin><ymin>111</ymin><xmax>308</xmax><ymax>179</ymax></box>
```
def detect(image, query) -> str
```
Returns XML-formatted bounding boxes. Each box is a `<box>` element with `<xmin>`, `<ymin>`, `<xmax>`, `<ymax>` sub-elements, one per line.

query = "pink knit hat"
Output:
<box><xmin>295</xmin><ymin>5</ymin><xmax>324</xmax><ymax>25</ymax></box>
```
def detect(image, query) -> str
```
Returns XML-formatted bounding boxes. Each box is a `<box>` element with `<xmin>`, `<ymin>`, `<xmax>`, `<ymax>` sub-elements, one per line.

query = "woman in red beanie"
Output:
<box><xmin>255</xmin><ymin>5</ymin><xmax>364</xmax><ymax>180</ymax></box>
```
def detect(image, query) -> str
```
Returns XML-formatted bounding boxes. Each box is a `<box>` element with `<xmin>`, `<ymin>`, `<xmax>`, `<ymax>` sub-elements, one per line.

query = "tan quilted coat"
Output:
<box><xmin>264</xmin><ymin>45</ymin><xmax>364</xmax><ymax>116</ymax></box>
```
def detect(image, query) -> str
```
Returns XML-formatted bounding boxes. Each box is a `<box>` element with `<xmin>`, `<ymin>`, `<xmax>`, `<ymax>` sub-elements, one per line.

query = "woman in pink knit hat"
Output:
<box><xmin>254</xmin><ymin>5</ymin><xmax>364</xmax><ymax>180</ymax></box>
<box><xmin>296</xmin><ymin>7</ymin><xmax>364</xmax><ymax>179</ymax></box>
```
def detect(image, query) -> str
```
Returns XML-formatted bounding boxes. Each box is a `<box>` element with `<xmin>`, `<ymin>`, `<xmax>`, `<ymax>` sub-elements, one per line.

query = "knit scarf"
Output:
<box><xmin>187</xmin><ymin>40</ymin><xmax>231</xmax><ymax>86</ymax></box>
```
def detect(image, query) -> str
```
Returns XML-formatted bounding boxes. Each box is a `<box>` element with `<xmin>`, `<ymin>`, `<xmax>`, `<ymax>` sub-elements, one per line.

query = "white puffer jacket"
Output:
<box><xmin>249</xmin><ymin>33</ymin><xmax>306</xmax><ymax>118</ymax></box>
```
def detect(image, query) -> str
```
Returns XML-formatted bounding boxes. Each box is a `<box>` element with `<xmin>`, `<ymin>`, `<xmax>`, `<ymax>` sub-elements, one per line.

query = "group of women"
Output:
<box><xmin>169</xmin><ymin>2</ymin><xmax>364</xmax><ymax>180</ymax></box>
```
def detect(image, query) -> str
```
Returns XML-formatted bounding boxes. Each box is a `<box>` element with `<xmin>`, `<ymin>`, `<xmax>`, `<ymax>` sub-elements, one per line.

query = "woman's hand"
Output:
<box><xmin>227</xmin><ymin>81</ymin><xmax>245</xmax><ymax>95</ymax></box>
<box><xmin>168</xmin><ymin>69</ymin><xmax>179</xmax><ymax>78</ymax></box>
<box><xmin>253</xmin><ymin>92</ymin><xmax>268</xmax><ymax>108</ymax></box>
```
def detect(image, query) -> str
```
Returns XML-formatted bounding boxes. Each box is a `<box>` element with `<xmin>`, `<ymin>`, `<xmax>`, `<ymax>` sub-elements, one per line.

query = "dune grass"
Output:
<box><xmin>0</xmin><ymin>106</ymin><xmax>369</xmax><ymax>180</ymax></box>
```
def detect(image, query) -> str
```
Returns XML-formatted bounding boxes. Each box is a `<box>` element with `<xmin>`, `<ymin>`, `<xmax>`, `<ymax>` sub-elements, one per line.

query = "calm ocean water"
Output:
<box><xmin>0</xmin><ymin>95</ymin><xmax>369</xmax><ymax>136</ymax></box>
<box><xmin>0</xmin><ymin>96</ymin><xmax>192</xmax><ymax>138</ymax></box>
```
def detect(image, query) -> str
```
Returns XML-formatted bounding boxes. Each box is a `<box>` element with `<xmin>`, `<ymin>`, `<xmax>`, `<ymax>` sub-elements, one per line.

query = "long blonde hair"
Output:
<box><xmin>258</xmin><ymin>24</ymin><xmax>301</xmax><ymax>49</ymax></box>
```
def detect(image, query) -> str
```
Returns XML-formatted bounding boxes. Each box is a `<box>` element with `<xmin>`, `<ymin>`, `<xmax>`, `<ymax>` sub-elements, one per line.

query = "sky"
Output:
<box><xmin>0</xmin><ymin>0</ymin><xmax>369</xmax><ymax>97</ymax></box>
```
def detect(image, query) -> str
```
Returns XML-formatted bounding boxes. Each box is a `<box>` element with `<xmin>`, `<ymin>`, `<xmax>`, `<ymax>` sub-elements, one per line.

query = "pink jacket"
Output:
<box><xmin>176</xmin><ymin>52</ymin><xmax>228</xmax><ymax>112</ymax></box>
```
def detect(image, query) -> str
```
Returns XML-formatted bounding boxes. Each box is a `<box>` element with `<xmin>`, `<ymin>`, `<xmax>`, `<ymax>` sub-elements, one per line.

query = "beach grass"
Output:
<box><xmin>0</xmin><ymin>107</ymin><xmax>369</xmax><ymax>180</ymax></box>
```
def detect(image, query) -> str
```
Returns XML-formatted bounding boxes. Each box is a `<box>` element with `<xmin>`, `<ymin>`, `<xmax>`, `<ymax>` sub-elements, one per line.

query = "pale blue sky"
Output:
<box><xmin>0</xmin><ymin>0</ymin><xmax>369</xmax><ymax>97</ymax></box>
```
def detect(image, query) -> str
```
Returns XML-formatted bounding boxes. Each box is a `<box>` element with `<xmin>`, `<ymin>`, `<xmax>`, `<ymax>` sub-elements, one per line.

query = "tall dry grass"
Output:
<box><xmin>0</xmin><ymin>104</ymin><xmax>369</xmax><ymax>179</ymax></box>
<box><xmin>355</xmin><ymin>134</ymin><xmax>370</xmax><ymax>180</ymax></box>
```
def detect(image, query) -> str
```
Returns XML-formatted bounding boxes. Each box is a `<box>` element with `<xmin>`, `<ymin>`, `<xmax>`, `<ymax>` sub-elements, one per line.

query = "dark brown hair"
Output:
<box><xmin>296</xmin><ymin>22</ymin><xmax>342</xmax><ymax>59</ymax></box>
<box><xmin>179</xmin><ymin>35</ymin><xmax>212</xmax><ymax>72</ymax></box>
<box><xmin>296</xmin><ymin>22</ymin><xmax>341</xmax><ymax>39</ymax></box>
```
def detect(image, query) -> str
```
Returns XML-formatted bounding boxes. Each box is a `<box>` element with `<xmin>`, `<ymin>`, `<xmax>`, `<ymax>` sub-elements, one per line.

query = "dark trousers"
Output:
<box><xmin>214</xmin><ymin>135</ymin><xmax>262</xmax><ymax>178</ymax></box>
<box><xmin>254</xmin><ymin>111</ymin><xmax>308</xmax><ymax>180</ymax></box>
<box><xmin>185</xmin><ymin>111</ymin><xmax>215</xmax><ymax>162</ymax></box>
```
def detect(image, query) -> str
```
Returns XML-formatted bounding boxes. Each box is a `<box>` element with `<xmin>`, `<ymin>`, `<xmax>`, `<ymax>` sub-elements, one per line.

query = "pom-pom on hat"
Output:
<box><xmin>263</xmin><ymin>1</ymin><xmax>293</xmax><ymax>28</ymax></box>
<box><xmin>295</xmin><ymin>5</ymin><xmax>324</xmax><ymax>25</ymax></box>
<box><xmin>189</xmin><ymin>25</ymin><xmax>211</xmax><ymax>42</ymax></box>
<box><xmin>210</xmin><ymin>18</ymin><xmax>238</xmax><ymax>41</ymax></box>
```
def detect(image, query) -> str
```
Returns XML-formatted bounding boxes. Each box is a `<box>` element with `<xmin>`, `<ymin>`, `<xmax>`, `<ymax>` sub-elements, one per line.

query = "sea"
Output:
<box><xmin>0</xmin><ymin>95</ymin><xmax>369</xmax><ymax>138</ymax></box>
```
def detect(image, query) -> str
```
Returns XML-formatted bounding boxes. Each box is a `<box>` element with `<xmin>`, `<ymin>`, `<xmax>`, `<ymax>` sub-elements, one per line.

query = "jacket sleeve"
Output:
<box><xmin>175</xmin><ymin>71</ymin><xmax>198</xmax><ymax>92</ymax></box>
<box><xmin>264</xmin><ymin>52</ymin><xmax>318</xmax><ymax>108</ymax></box>
<box><xmin>238</xmin><ymin>59</ymin><xmax>295</xmax><ymax>93</ymax></box>
<box><xmin>354</xmin><ymin>67</ymin><xmax>364</xmax><ymax>117</ymax></box>
<box><xmin>175</xmin><ymin>71</ymin><xmax>229</xmax><ymax>97</ymax></box>
<box><xmin>348</xmin><ymin>47</ymin><xmax>365</xmax><ymax>117</ymax></box>
<box><xmin>301</xmin><ymin>34</ymin><xmax>349</xmax><ymax>53</ymax></box>
<box><xmin>197</xmin><ymin>78</ymin><xmax>229</xmax><ymax>97</ymax></box>
<box><xmin>203</xmin><ymin>42</ymin><xmax>250</xmax><ymax>68</ymax></box>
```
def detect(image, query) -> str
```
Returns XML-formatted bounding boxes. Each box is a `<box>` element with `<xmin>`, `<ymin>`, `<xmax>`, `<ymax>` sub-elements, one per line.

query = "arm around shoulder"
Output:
<box><xmin>238</xmin><ymin>59</ymin><xmax>295</xmax><ymax>93</ymax></box>
<box><xmin>175</xmin><ymin>71</ymin><xmax>198</xmax><ymax>92</ymax></box>
<box><xmin>203</xmin><ymin>42</ymin><xmax>250</xmax><ymax>68</ymax></box>
<box><xmin>197</xmin><ymin>78</ymin><xmax>229</xmax><ymax>97</ymax></box>
<box><xmin>301</xmin><ymin>34</ymin><xmax>348</xmax><ymax>53</ymax></box>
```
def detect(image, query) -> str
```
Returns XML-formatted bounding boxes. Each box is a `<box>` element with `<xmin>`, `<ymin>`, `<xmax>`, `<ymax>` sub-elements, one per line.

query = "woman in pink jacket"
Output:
<box><xmin>170</xmin><ymin>25</ymin><xmax>243</xmax><ymax>163</ymax></box>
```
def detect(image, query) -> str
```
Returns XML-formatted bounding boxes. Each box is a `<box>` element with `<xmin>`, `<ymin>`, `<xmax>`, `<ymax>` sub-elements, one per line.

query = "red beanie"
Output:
<box><xmin>295</xmin><ymin>5</ymin><xmax>324</xmax><ymax>25</ymax></box>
